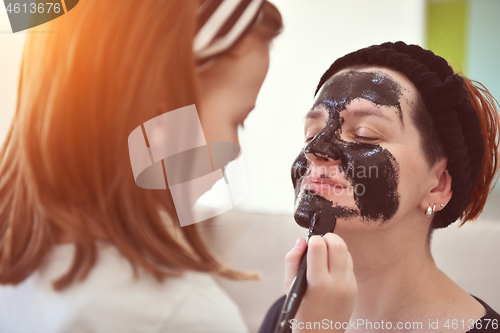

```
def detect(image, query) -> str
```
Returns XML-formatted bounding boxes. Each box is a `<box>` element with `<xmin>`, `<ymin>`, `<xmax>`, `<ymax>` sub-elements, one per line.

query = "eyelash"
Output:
<box><xmin>354</xmin><ymin>135</ymin><xmax>378</xmax><ymax>142</ymax></box>
<box><xmin>304</xmin><ymin>129</ymin><xmax>379</xmax><ymax>143</ymax></box>
<box><xmin>305</xmin><ymin>135</ymin><xmax>377</xmax><ymax>144</ymax></box>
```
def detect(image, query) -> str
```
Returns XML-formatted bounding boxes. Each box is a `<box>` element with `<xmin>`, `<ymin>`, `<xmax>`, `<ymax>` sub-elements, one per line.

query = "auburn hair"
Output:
<box><xmin>0</xmin><ymin>0</ymin><xmax>282</xmax><ymax>290</ymax></box>
<box><xmin>460</xmin><ymin>77</ymin><xmax>500</xmax><ymax>224</ymax></box>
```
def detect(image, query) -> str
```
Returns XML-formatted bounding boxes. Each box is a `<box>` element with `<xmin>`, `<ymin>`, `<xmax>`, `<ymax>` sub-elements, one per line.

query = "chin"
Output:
<box><xmin>323</xmin><ymin>194</ymin><xmax>356</xmax><ymax>208</ymax></box>
<box><xmin>231</xmin><ymin>129</ymin><xmax>240</xmax><ymax>147</ymax></box>
<box><xmin>212</xmin><ymin>127</ymin><xmax>239</xmax><ymax>146</ymax></box>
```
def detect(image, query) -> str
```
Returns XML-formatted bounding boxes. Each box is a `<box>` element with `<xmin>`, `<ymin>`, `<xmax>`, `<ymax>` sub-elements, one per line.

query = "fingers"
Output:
<box><xmin>285</xmin><ymin>233</ymin><xmax>352</xmax><ymax>292</ymax></box>
<box><xmin>307</xmin><ymin>233</ymin><xmax>350</xmax><ymax>284</ymax></box>
<box><xmin>284</xmin><ymin>238</ymin><xmax>307</xmax><ymax>292</ymax></box>
<box><xmin>293</xmin><ymin>233</ymin><xmax>357</xmax><ymax>331</ymax></box>
<box><xmin>306</xmin><ymin>235</ymin><xmax>328</xmax><ymax>279</ymax></box>
<box><xmin>324</xmin><ymin>233</ymin><xmax>349</xmax><ymax>274</ymax></box>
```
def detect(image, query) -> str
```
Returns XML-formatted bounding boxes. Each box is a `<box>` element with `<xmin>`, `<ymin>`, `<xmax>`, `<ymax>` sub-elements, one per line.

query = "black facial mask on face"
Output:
<box><xmin>291</xmin><ymin>71</ymin><xmax>401</xmax><ymax>229</ymax></box>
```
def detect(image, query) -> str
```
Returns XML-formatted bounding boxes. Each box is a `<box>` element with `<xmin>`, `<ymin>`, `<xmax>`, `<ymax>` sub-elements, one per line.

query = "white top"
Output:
<box><xmin>0</xmin><ymin>242</ymin><xmax>249</xmax><ymax>333</ymax></box>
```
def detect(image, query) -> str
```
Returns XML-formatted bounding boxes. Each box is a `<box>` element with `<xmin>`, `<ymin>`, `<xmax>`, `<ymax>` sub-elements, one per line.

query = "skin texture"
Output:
<box><xmin>197</xmin><ymin>33</ymin><xmax>270</xmax><ymax>146</ymax></box>
<box><xmin>286</xmin><ymin>67</ymin><xmax>485</xmax><ymax>333</ymax></box>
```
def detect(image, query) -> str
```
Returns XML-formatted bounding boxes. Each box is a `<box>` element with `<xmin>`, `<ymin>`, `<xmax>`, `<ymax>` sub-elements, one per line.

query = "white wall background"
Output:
<box><xmin>468</xmin><ymin>0</ymin><xmax>500</xmax><ymax>195</ymax></box>
<box><xmin>237</xmin><ymin>0</ymin><xmax>426</xmax><ymax>214</ymax></box>
<box><xmin>0</xmin><ymin>0</ymin><xmax>426</xmax><ymax>215</ymax></box>
<box><xmin>468</xmin><ymin>0</ymin><xmax>500</xmax><ymax>105</ymax></box>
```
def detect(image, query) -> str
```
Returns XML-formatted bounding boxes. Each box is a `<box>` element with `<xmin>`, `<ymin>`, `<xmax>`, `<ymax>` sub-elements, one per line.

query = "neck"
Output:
<box><xmin>337</xmin><ymin>214</ymin><xmax>443</xmax><ymax>322</ymax></box>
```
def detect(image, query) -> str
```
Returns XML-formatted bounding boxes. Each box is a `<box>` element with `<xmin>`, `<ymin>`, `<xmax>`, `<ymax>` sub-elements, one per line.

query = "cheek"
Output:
<box><xmin>261</xmin><ymin>51</ymin><xmax>270</xmax><ymax>81</ymax></box>
<box><xmin>291</xmin><ymin>153</ymin><xmax>308</xmax><ymax>193</ymax></box>
<box><xmin>248</xmin><ymin>47</ymin><xmax>270</xmax><ymax>91</ymax></box>
<box><xmin>200</xmin><ymin>111</ymin><xmax>239</xmax><ymax>145</ymax></box>
<box><xmin>342</xmin><ymin>144</ymin><xmax>400</xmax><ymax>221</ymax></box>
<box><xmin>396</xmin><ymin>147</ymin><xmax>430</xmax><ymax>205</ymax></box>
<box><xmin>231</xmin><ymin>50</ymin><xmax>269</xmax><ymax>122</ymax></box>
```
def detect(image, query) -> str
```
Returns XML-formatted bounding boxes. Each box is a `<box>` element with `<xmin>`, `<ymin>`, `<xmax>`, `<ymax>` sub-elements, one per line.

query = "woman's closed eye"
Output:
<box><xmin>352</xmin><ymin>128</ymin><xmax>380</xmax><ymax>143</ymax></box>
<box><xmin>304</xmin><ymin>129</ymin><xmax>322</xmax><ymax>143</ymax></box>
<box><xmin>354</xmin><ymin>135</ymin><xmax>378</xmax><ymax>142</ymax></box>
<box><xmin>305</xmin><ymin>135</ymin><xmax>315</xmax><ymax>143</ymax></box>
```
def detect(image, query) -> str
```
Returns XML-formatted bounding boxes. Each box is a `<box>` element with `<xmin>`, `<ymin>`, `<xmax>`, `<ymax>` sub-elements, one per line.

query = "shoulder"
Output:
<box><xmin>155</xmin><ymin>272</ymin><xmax>249</xmax><ymax>333</ymax></box>
<box><xmin>72</xmin><ymin>270</ymin><xmax>248</xmax><ymax>333</ymax></box>
<box><xmin>68</xmin><ymin>244</ymin><xmax>248</xmax><ymax>332</ymax></box>
<box><xmin>0</xmin><ymin>243</ymin><xmax>248</xmax><ymax>333</ymax></box>
<box><xmin>466</xmin><ymin>296</ymin><xmax>500</xmax><ymax>333</ymax></box>
<box><xmin>259</xmin><ymin>295</ymin><xmax>287</xmax><ymax>333</ymax></box>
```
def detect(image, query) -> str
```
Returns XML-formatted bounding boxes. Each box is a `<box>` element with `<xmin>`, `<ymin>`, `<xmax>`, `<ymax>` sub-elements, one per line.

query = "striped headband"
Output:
<box><xmin>194</xmin><ymin>0</ymin><xmax>265</xmax><ymax>66</ymax></box>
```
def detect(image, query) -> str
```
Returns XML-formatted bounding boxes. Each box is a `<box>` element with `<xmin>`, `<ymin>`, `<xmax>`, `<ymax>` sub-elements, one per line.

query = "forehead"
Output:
<box><xmin>322</xmin><ymin>66</ymin><xmax>417</xmax><ymax>102</ymax></box>
<box><xmin>313</xmin><ymin>66</ymin><xmax>418</xmax><ymax>122</ymax></box>
<box><xmin>336</xmin><ymin>66</ymin><xmax>412</xmax><ymax>84</ymax></box>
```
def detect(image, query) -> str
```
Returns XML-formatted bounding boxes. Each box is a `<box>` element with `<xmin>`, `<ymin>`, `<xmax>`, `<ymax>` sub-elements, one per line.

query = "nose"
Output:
<box><xmin>303</xmin><ymin>130</ymin><xmax>342</xmax><ymax>167</ymax></box>
<box><xmin>304</xmin><ymin>150</ymin><xmax>340</xmax><ymax>168</ymax></box>
<box><xmin>304</xmin><ymin>149</ymin><xmax>342</xmax><ymax>182</ymax></box>
<box><xmin>304</xmin><ymin>144</ymin><xmax>342</xmax><ymax>181</ymax></box>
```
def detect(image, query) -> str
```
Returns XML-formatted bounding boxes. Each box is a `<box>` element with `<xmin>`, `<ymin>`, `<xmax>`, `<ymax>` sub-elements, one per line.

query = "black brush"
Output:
<box><xmin>273</xmin><ymin>210</ymin><xmax>337</xmax><ymax>333</ymax></box>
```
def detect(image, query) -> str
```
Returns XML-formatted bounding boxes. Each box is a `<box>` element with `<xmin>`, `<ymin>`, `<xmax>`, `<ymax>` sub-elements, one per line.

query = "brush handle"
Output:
<box><xmin>273</xmin><ymin>247</ymin><xmax>308</xmax><ymax>333</ymax></box>
<box><xmin>273</xmin><ymin>210</ymin><xmax>337</xmax><ymax>333</ymax></box>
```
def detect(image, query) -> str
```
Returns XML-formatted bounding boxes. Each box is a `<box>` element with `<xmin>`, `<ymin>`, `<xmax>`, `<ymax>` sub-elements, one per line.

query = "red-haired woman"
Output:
<box><xmin>260</xmin><ymin>42</ymin><xmax>500</xmax><ymax>333</ymax></box>
<box><xmin>0</xmin><ymin>1</ymin><xmax>282</xmax><ymax>332</ymax></box>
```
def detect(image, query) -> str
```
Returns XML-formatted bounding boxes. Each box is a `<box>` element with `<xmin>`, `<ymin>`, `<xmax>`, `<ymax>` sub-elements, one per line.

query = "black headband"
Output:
<box><xmin>314</xmin><ymin>41</ymin><xmax>485</xmax><ymax>229</ymax></box>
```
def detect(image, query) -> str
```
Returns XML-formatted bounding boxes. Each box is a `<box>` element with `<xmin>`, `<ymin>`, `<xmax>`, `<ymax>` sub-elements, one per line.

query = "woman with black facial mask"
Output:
<box><xmin>260</xmin><ymin>41</ymin><xmax>500</xmax><ymax>333</ymax></box>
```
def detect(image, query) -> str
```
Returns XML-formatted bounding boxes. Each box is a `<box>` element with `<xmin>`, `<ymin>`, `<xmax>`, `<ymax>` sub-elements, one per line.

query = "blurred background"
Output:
<box><xmin>2</xmin><ymin>1</ymin><xmax>499</xmax><ymax>332</ymax></box>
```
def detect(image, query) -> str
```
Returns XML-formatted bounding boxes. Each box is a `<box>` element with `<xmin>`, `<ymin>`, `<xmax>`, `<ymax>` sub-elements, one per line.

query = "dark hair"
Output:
<box><xmin>410</xmin><ymin>91</ymin><xmax>446</xmax><ymax>167</ymax></box>
<box><xmin>253</xmin><ymin>1</ymin><xmax>283</xmax><ymax>42</ymax></box>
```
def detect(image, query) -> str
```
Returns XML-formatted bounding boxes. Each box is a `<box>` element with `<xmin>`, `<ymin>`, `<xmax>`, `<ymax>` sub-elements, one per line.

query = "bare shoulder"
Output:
<box><xmin>430</xmin><ymin>287</ymin><xmax>487</xmax><ymax>333</ymax></box>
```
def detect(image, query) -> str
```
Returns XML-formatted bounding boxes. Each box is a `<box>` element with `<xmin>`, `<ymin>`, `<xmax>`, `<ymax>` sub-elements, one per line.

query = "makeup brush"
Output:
<box><xmin>273</xmin><ymin>211</ymin><xmax>337</xmax><ymax>333</ymax></box>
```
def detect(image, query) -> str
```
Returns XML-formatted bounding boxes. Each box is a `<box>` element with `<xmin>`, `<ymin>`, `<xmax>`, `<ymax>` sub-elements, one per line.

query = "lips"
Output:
<box><xmin>303</xmin><ymin>175</ymin><xmax>348</xmax><ymax>195</ymax></box>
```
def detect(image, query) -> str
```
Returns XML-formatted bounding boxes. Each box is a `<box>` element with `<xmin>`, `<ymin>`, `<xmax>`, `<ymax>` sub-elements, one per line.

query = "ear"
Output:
<box><xmin>419</xmin><ymin>158</ymin><xmax>453</xmax><ymax>214</ymax></box>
